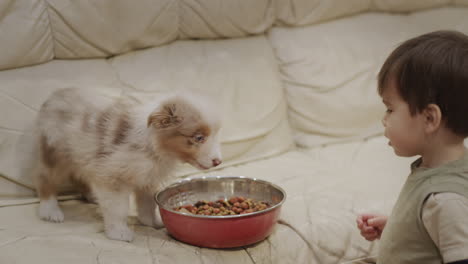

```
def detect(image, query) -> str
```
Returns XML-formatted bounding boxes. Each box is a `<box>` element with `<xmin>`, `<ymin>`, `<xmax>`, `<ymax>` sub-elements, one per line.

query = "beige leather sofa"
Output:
<box><xmin>1</xmin><ymin>0</ymin><xmax>468</xmax><ymax>263</ymax></box>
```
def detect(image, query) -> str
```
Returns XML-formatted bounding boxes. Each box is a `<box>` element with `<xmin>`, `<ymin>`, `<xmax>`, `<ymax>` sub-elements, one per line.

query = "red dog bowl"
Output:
<box><xmin>155</xmin><ymin>176</ymin><xmax>286</xmax><ymax>248</ymax></box>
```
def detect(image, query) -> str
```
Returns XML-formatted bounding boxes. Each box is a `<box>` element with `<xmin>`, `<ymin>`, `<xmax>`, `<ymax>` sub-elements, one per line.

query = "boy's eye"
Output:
<box><xmin>386</xmin><ymin>109</ymin><xmax>393</xmax><ymax>114</ymax></box>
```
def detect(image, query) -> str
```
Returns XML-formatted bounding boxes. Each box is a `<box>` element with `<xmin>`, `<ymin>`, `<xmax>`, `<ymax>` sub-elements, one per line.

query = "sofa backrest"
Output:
<box><xmin>270</xmin><ymin>5</ymin><xmax>468</xmax><ymax>147</ymax></box>
<box><xmin>2</xmin><ymin>0</ymin><xmax>465</xmax><ymax>71</ymax></box>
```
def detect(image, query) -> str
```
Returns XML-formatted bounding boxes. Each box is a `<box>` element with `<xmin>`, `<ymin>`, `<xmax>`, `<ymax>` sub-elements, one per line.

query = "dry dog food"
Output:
<box><xmin>174</xmin><ymin>196</ymin><xmax>270</xmax><ymax>216</ymax></box>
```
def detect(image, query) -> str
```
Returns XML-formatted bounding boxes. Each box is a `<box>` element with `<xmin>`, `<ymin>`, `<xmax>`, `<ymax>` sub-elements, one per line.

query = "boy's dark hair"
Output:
<box><xmin>378</xmin><ymin>30</ymin><xmax>468</xmax><ymax>137</ymax></box>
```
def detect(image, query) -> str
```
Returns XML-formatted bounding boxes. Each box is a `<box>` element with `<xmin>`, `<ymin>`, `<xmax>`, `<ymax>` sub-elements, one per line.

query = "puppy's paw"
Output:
<box><xmin>153</xmin><ymin>212</ymin><xmax>165</xmax><ymax>229</ymax></box>
<box><xmin>137</xmin><ymin>214</ymin><xmax>154</xmax><ymax>227</ymax></box>
<box><xmin>38</xmin><ymin>199</ymin><xmax>64</xmax><ymax>223</ymax></box>
<box><xmin>137</xmin><ymin>209</ymin><xmax>164</xmax><ymax>229</ymax></box>
<box><xmin>105</xmin><ymin>225</ymin><xmax>134</xmax><ymax>242</ymax></box>
<box><xmin>138</xmin><ymin>215</ymin><xmax>164</xmax><ymax>229</ymax></box>
<box><xmin>82</xmin><ymin>192</ymin><xmax>97</xmax><ymax>204</ymax></box>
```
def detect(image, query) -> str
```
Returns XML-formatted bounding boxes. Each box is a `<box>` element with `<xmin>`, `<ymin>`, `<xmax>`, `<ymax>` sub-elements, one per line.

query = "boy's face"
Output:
<box><xmin>381</xmin><ymin>80</ymin><xmax>426</xmax><ymax>157</ymax></box>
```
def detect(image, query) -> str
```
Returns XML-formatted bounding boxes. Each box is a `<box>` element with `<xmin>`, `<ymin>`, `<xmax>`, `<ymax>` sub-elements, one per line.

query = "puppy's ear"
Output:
<box><xmin>147</xmin><ymin>103</ymin><xmax>184</xmax><ymax>129</ymax></box>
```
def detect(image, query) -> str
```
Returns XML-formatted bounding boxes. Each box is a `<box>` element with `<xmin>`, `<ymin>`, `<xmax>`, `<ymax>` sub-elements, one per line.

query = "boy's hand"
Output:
<box><xmin>356</xmin><ymin>213</ymin><xmax>388</xmax><ymax>241</ymax></box>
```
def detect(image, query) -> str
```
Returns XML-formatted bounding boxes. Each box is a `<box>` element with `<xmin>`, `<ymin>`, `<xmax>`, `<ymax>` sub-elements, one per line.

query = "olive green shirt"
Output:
<box><xmin>378</xmin><ymin>152</ymin><xmax>468</xmax><ymax>264</ymax></box>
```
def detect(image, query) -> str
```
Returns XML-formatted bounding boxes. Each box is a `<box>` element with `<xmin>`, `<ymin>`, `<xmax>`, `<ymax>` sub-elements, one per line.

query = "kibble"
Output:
<box><xmin>174</xmin><ymin>196</ymin><xmax>270</xmax><ymax>216</ymax></box>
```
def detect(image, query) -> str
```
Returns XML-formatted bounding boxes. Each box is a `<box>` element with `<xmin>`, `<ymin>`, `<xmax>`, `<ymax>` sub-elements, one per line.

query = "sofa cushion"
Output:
<box><xmin>273</xmin><ymin>0</ymin><xmax>456</xmax><ymax>28</ymax></box>
<box><xmin>179</xmin><ymin>0</ymin><xmax>275</xmax><ymax>39</ymax></box>
<box><xmin>0</xmin><ymin>136</ymin><xmax>414</xmax><ymax>263</ymax></box>
<box><xmin>456</xmin><ymin>0</ymin><xmax>468</xmax><ymax>5</ymax></box>
<box><xmin>269</xmin><ymin>6</ymin><xmax>468</xmax><ymax>148</ymax></box>
<box><xmin>182</xmin><ymin>135</ymin><xmax>414</xmax><ymax>262</ymax></box>
<box><xmin>47</xmin><ymin>0</ymin><xmax>276</xmax><ymax>59</ymax></box>
<box><xmin>1</xmin><ymin>0</ymin><xmax>463</xmax><ymax>69</ymax></box>
<box><xmin>0</xmin><ymin>0</ymin><xmax>54</xmax><ymax>71</ymax></box>
<box><xmin>274</xmin><ymin>0</ymin><xmax>371</xmax><ymax>26</ymax></box>
<box><xmin>407</xmin><ymin>6</ymin><xmax>468</xmax><ymax>32</ymax></box>
<box><xmin>371</xmin><ymin>0</ymin><xmax>451</xmax><ymax>12</ymax></box>
<box><xmin>0</xmin><ymin>199</ymin><xmax>310</xmax><ymax>263</ymax></box>
<box><xmin>47</xmin><ymin>0</ymin><xmax>179</xmax><ymax>59</ymax></box>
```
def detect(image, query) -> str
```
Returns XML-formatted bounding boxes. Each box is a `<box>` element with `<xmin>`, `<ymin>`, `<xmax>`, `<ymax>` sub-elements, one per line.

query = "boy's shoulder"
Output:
<box><xmin>422</xmin><ymin>192</ymin><xmax>468</xmax><ymax>262</ymax></box>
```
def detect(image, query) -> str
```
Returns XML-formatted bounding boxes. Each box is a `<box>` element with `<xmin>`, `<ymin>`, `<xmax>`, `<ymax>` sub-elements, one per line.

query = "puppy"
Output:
<box><xmin>35</xmin><ymin>88</ymin><xmax>222</xmax><ymax>241</ymax></box>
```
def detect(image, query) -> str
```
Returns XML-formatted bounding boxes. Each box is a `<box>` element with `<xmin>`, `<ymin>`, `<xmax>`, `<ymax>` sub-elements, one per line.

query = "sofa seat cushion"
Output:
<box><xmin>0</xmin><ymin>136</ymin><xmax>413</xmax><ymax>263</ymax></box>
<box><xmin>189</xmin><ymin>135</ymin><xmax>413</xmax><ymax>262</ymax></box>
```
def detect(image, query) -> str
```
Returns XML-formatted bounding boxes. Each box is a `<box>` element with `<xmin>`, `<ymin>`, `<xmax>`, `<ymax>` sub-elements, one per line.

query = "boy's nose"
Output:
<box><xmin>381</xmin><ymin>116</ymin><xmax>387</xmax><ymax>127</ymax></box>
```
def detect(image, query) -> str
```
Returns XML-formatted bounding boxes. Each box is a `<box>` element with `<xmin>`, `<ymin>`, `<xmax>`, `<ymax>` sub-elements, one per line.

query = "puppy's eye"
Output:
<box><xmin>194</xmin><ymin>134</ymin><xmax>205</xmax><ymax>143</ymax></box>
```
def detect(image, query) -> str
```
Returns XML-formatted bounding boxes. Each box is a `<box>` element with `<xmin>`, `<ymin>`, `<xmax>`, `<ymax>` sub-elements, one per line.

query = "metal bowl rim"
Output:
<box><xmin>154</xmin><ymin>175</ymin><xmax>286</xmax><ymax>219</ymax></box>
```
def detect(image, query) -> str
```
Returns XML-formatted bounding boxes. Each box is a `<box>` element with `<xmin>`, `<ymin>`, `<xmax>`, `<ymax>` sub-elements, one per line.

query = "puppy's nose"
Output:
<box><xmin>212</xmin><ymin>158</ymin><xmax>222</xmax><ymax>167</ymax></box>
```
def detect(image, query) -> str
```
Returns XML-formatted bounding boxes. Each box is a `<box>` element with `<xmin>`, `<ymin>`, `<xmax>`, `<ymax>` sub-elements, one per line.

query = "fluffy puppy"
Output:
<box><xmin>35</xmin><ymin>88</ymin><xmax>222</xmax><ymax>241</ymax></box>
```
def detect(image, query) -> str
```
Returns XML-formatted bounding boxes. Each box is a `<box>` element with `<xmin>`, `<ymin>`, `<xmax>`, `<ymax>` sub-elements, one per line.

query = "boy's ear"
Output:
<box><xmin>423</xmin><ymin>103</ymin><xmax>442</xmax><ymax>133</ymax></box>
<box><xmin>147</xmin><ymin>103</ymin><xmax>184</xmax><ymax>129</ymax></box>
